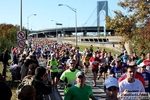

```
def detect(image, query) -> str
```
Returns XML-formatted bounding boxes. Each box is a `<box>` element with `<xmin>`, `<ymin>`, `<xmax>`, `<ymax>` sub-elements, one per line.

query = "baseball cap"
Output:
<box><xmin>138</xmin><ymin>62</ymin><xmax>146</xmax><ymax>68</ymax></box>
<box><xmin>104</xmin><ymin>77</ymin><xmax>118</xmax><ymax>88</ymax></box>
<box><xmin>76</xmin><ymin>71</ymin><xmax>85</xmax><ymax>78</ymax></box>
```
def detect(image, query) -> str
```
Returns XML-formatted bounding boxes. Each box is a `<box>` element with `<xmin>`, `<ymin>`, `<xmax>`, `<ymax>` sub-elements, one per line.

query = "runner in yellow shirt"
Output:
<box><xmin>83</xmin><ymin>52</ymin><xmax>90</xmax><ymax>75</ymax></box>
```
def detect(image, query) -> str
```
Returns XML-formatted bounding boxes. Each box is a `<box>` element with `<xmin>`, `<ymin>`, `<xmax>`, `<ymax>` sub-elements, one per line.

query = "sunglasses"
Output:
<box><xmin>142</xmin><ymin>66</ymin><xmax>146</xmax><ymax>68</ymax></box>
<box><xmin>70</xmin><ymin>63</ymin><xmax>75</xmax><ymax>64</ymax></box>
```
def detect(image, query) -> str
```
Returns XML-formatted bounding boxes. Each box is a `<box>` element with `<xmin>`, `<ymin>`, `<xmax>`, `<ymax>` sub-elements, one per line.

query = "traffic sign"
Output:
<box><xmin>17</xmin><ymin>40</ymin><xmax>26</xmax><ymax>48</ymax></box>
<box><xmin>17</xmin><ymin>31</ymin><xmax>26</xmax><ymax>40</ymax></box>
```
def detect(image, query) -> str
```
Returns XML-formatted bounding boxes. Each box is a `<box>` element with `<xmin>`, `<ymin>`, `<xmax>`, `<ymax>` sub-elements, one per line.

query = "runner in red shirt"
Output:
<box><xmin>90</xmin><ymin>52</ymin><xmax>100</xmax><ymax>87</ymax></box>
<box><xmin>143</xmin><ymin>52</ymin><xmax>150</xmax><ymax>73</ymax></box>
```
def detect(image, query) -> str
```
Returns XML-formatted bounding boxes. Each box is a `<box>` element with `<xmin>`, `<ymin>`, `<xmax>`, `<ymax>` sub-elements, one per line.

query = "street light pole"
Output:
<box><xmin>58</xmin><ymin>4</ymin><xmax>78</xmax><ymax>47</ymax></box>
<box><xmin>51</xmin><ymin>20</ymin><xmax>58</xmax><ymax>41</ymax></box>
<box><xmin>27</xmin><ymin>14</ymin><xmax>36</xmax><ymax>36</ymax></box>
<box><xmin>20</xmin><ymin>0</ymin><xmax>22</xmax><ymax>31</ymax></box>
<box><xmin>51</xmin><ymin>20</ymin><xmax>63</xmax><ymax>41</ymax></box>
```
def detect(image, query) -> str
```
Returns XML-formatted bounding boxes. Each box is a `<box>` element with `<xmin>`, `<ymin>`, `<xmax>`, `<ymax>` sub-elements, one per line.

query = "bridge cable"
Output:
<box><xmin>83</xmin><ymin>6</ymin><xmax>97</xmax><ymax>27</ymax></box>
<box><xmin>91</xmin><ymin>1</ymin><xmax>106</xmax><ymax>27</ymax></box>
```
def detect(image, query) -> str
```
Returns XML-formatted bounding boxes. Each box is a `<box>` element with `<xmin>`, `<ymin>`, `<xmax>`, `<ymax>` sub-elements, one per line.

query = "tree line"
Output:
<box><xmin>106</xmin><ymin>0</ymin><xmax>150</xmax><ymax>54</ymax></box>
<box><xmin>0</xmin><ymin>23</ymin><xmax>26</xmax><ymax>53</ymax></box>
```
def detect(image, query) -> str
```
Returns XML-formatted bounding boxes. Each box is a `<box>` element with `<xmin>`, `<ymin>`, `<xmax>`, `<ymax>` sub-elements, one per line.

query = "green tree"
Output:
<box><xmin>106</xmin><ymin>0</ymin><xmax>150</xmax><ymax>54</ymax></box>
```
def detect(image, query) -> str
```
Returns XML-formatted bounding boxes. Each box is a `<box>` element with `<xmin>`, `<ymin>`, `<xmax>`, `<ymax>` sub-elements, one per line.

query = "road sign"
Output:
<box><xmin>56</xmin><ymin>23</ymin><xmax>62</xmax><ymax>25</ymax></box>
<box><xmin>17</xmin><ymin>40</ymin><xmax>26</xmax><ymax>48</ymax></box>
<box><xmin>17</xmin><ymin>31</ymin><xmax>26</xmax><ymax>40</ymax></box>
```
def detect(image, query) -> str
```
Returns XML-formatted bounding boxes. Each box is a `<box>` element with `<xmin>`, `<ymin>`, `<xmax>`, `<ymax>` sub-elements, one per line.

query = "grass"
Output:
<box><xmin>0</xmin><ymin>61</ymin><xmax>19</xmax><ymax>100</ymax></box>
<box><xmin>77</xmin><ymin>45</ymin><xmax>120</xmax><ymax>56</ymax></box>
<box><xmin>0</xmin><ymin>45</ymin><xmax>120</xmax><ymax>100</ymax></box>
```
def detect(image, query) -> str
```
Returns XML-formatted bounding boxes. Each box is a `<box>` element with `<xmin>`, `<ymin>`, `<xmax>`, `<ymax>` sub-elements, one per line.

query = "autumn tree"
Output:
<box><xmin>0</xmin><ymin>23</ymin><xmax>26</xmax><ymax>53</ymax></box>
<box><xmin>106</xmin><ymin>0</ymin><xmax>150</xmax><ymax>54</ymax></box>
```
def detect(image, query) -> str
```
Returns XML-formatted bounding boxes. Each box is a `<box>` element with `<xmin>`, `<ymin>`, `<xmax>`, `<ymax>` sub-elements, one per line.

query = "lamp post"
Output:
<box><xmin>51</xmin><ymin>20</ymin><xmax>58</xmax><ymax>41</ymax></box>
<box><xmin>51</xmin><ymin>20</ymin><xmax>62</xmax><ymax>41</ymax></box>
<box><xmin>27</xmin><ymin>14</ymin><xmax>36</xmax><ymax>36</ymax></box>
<box><xmin>20</xmin><ymin>0</ymin><xmax>22</xmax><ymax>31</ymax></box>
<box><xmin>58</xmin><ymin>4</ymin><xmax>77</xmax><ymax>47</ymax></box>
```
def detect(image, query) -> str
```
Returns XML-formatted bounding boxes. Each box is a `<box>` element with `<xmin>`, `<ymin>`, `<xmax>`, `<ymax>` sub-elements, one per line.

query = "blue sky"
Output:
<box><xmin>0</xmin><ymin>0</ymin><xmax>125</xmax><ymax>30</ymax></box>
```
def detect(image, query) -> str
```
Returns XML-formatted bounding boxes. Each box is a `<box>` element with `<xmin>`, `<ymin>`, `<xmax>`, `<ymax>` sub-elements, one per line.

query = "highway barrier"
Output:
<box><xmin>81</xmin><ymin>38</ymin><xmax>109</xmax><ymax>43</ymax></box>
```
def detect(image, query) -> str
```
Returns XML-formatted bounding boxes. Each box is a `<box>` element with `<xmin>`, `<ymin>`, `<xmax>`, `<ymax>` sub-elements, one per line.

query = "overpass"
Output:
<box><xmin>29</xmin><ymin>26</ymin><xmax>114</xmax><ymax>37</ymax></box>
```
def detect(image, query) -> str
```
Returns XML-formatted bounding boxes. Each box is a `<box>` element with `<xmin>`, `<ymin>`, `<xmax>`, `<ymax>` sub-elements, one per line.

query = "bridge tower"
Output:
<box><xmin>97</xmin><ymin>1</ymin><xmax>108</xmax><ymax>37</ymax></box>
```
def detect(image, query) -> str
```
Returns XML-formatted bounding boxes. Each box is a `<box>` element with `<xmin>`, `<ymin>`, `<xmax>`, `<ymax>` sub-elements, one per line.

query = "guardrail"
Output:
<box><xmin>81</xmin><ymin>38</ymin><xmax>109</xmax><ymax>43</ymax></box>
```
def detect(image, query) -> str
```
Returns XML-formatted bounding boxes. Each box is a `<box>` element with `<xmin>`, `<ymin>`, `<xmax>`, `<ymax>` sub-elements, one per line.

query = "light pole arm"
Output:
<box><xmin>27</xmin><ymin>14</ymin><xmax>36</xmax><ymax>35</ymax></box>
<box><xmin>66</xmin><ymin>5</ymin><xmax>76</xmax><ymax>12</ymax></box>
<box><xmin>59</xmin><ymin>4</ymin><xmax>76</xmax><ymax>12</ymax></box>
<box><xmin>58</xmin><ymin>4</ymin><xmax>77</xmax><ymax>47</ymax></box>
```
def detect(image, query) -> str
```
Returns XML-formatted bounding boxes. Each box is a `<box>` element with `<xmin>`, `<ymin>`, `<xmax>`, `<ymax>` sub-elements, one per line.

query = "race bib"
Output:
<box><xmin>70</xmin><ymin>80</ymin><xmax>76</xmax><ymax>86</ymax></box>
<box><xmin>93</xmin><ymin>61</ymin><xmax>97</xmax><ymax>65</ymax></box>
<box><xmin>115</xmin><ymin>72</ymin><xmax>121</xmax><ymax>78</ymax></box>
<box><xmin>145</xmin><ymin>80</ymin><xmax>149</xmax><ymax>88</ymax></box>
<box><xmin>58</xmin><ymin>65</ymin><xmax>63</xmax><ymax>68</ymax></box>
<box><xmin>86</xmin><ymin>62</ymin><xmax>89</xmax><ymax>66</ymax></box>
<box><xmin>58</xmin><ymin>69</ymin><xmax>63</xmax><ymax>72</ymax></box>
<box><xmin>52</xmin><ymin>66</ymin><xmax>57</xmax><ymax>70</ymax></box>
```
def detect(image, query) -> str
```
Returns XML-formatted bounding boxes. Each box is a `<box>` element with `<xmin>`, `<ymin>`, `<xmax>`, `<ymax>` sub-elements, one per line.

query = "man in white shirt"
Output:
<box><xmin>119</xmin><ymin>65</ymin><xmax>145</xmax><ymax>92</ymax></box>
<box><xmin>119</xmin><ymin>66</ymin><xmax>145</xmax><ymax>99</ymax></box>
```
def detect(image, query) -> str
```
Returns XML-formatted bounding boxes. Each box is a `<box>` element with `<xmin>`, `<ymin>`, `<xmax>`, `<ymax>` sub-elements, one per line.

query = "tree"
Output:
<box><xmin>106</xmin><ymin>0</ymin><xmax>150</xmax><ymax>54</ymax></box>
<box><xmin>0</xmin><ymin>23</ymin><xmax>26</xmax><ymax>53</ymax></box>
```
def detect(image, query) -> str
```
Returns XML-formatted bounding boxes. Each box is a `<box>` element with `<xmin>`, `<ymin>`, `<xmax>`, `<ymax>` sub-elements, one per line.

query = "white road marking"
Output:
<box><xmin>86</xmin><ymin>80</ymin><xmax>104</xmax><ymax>92</ymax></box>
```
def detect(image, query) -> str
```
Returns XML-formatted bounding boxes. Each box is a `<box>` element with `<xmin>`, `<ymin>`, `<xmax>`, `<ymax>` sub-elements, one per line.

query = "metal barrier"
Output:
<box><xmin>81</xmin><ymin>38</ymin><xmax>109</xmax><ymax>43</ymax></box>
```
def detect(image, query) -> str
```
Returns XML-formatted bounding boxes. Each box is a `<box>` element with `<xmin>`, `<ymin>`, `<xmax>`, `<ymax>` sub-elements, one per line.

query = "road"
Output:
<box><xmin>38</xmin><ymin>58</ymin><xmax>107</xmax><ymax>100</ymax></box>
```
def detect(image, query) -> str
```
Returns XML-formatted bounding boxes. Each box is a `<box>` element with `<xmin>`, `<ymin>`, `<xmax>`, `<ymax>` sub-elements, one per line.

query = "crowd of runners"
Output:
<box><xmin>0</xmin><ymin>37</ymin><xmax>150</xmax><ymax>100</ymax></box>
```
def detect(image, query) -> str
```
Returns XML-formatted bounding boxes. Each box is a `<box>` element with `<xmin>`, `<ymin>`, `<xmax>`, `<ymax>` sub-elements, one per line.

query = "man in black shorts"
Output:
<box><xmin>98</xmin><ymin>54</ymin><xmax>108</xmax><ymax>81</ymax></box>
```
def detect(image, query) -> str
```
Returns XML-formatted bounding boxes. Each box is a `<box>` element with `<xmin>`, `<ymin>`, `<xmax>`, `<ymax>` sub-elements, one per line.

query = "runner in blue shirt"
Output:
<box><xmin>138</xmin><ymin>62</ymin><xmax>150</xmax><ymax>92</ymax></box>
<box><xmin>110</xmin><ymin>58</ymin><xmax>123</xmax><ymax>79</ymax></box>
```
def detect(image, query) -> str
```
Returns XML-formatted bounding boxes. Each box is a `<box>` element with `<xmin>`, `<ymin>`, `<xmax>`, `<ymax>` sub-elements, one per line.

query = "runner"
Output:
<box><xmin>118</xmin><ymin>61</ymin><xmax>145</xmax><ymax>87</ymax></box>
<box><xmin>118</xmin><ymin>66</ymin><xmax>145</xmax><ymax>99</ymax></box>
<box><xmin>104</xmin><ymin>77</ymin><xmax>119</xmax><ymax>100</ymax></box>
<box><xmin>138</xmin><ymin>62</ymin><xmax>150</xmax><ymax>92</ymax></box>
<box><xmin>136</xmin><ymin>52</ymin><xmax>145</xmax><ymax>65</ymax></box>
<box><xmin>89</xmin><ymin>52</ymin><xmax>100</xmax><ymax>87</ymax></box>
<box><xmin>109</xmin><ymin>58</ymin><xmax>123</xmax><ymax>79</ymax></box>
<box><xmin>64</xmin><ymin>71</ymin><xmax>96</xmax><ymax>100</ymax></box>
<box><xmin>143</xmin><ymin>52</ymin><xmax>150</xmax><ymax>73</ymax></box>
<box><xmin>83</xmin><ymin>52</ymin><xmax>90</xmax><ymax>75</ymax></box>
<box><xmin>59</xmin><ymin>59</ymin><xmax>80</xmax><ymax>95</ymax></box>
<box><xmin>98</xmin><ymin>52</ymin><xmax>107</xmax><ymax>81</ymax></box>
<box><xmin>47</xmin><ymin>53</ymin><xmax>58</xmax><ymax>91</ymax></box>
